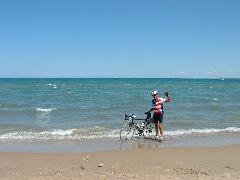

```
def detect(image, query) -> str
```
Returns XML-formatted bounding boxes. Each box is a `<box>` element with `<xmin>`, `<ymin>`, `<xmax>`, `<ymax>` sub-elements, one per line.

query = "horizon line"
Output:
<box><xmin>0</xmin><ymin>77</ymin><xmax>239</xmax><ymax>80</ymax></box>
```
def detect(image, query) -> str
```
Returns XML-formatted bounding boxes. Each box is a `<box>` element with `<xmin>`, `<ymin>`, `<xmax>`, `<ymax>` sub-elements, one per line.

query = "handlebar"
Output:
<box><xmin>124</xmin><ymin>114</ymin><xmax>136</xmax><ymax>120</ymax></box>
<box><xmin>144</xmin><ymin>111</ymin><xmax>151</xmax><ymax>115</ymax></box>
<box><xmin>124</xmin><ymin>111</ymin><xmax>151</xmax><ymax>121</ymax></box>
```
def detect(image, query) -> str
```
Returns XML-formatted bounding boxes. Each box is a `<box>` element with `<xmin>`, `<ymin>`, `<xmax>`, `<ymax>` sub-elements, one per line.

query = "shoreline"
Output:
<box><xmin>0</xmin><ymin>144</ymin><xmax>240</xmax><ymax>179</ymax></box>
<box><xmin>0</xmin><ymin>133</ymin><xmax>240</xmax><ymax>153</ymax></box>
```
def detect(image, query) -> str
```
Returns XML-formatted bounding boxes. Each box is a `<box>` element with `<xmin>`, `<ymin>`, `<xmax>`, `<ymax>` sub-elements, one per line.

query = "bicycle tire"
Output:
<box><xmin>143</xmin><ymin>122</ymin><xmax>154</xmax><ymax>138</ymax></box>
<box><xmin>120</xmin><ymin>123</ymin><xmax>136</xmax><ymax>141</ymax></box>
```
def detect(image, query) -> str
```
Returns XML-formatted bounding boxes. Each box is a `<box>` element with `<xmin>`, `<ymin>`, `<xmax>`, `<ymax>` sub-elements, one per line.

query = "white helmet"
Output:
<box><xmin>151</xmin><ymin>90</ymin><xmax>158</xmax><ymax>96</ymax></box>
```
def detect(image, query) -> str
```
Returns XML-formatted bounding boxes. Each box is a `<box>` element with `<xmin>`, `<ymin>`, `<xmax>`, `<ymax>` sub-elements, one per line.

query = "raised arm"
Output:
<box><xmin>164</xmin><ymin>91</ymin><xmax>171</xmax><ymax>103</ymax></box>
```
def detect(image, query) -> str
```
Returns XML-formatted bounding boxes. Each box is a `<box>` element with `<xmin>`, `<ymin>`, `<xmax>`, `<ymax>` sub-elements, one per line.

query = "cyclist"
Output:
<box><xmin>149</xmin><ymin>90</ymin><xmax>170</xmax><ymax>140</ymax></box>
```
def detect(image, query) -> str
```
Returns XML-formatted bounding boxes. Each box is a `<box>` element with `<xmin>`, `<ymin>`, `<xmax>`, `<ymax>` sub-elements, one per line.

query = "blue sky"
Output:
<box><xmin>0</xmin><ymin>0</ymin><xmax>240</xmax><ymax>78</ymax></box>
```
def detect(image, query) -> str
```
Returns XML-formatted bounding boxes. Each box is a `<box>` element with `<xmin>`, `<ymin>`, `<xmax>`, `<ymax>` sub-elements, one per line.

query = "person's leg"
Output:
<box><xmin>159</xmin><ymin>123</ymin><xmax>164</xmax><ymax>137</ymax></box>
<box><xmin>158</xmin><ymin>115</ymin><xmax>164</xmax><ymax>139</ymax></box>
<box><xmin>153</xmin><ymin>115</ymin><xmax>159</xmax><ymax>137</ymax></box>
<box><xmin>154</xmin><ymin>122</ymin><xmax>159</xmax><ymax>137</ymax></box>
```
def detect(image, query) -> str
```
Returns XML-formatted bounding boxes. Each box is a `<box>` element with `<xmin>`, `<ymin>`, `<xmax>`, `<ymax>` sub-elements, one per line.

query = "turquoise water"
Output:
<box><xmin>0</xmin><ymin>78</ymin><xmax>240</xmax><ymax>140</ymax></box>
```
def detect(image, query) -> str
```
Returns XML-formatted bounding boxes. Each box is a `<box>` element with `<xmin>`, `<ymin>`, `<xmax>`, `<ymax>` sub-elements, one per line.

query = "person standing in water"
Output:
<box><xmin>149</xmin><ymin>90</ymin><xmax>171</xmax><ymax>140</ymax></box>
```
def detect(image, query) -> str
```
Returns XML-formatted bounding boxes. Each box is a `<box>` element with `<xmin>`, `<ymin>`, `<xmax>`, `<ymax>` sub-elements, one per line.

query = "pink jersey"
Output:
<box><xmin>152</xmin><ymin>97</ymin><xmax>166</xmax><ymax>115</ymax></box>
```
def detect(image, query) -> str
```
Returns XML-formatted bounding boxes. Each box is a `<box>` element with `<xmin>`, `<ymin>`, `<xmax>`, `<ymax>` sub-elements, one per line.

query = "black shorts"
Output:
<box><xmin>153</xmin><ymin>114</ymin><xmax>163</xmax><ymax>123</ymax></box>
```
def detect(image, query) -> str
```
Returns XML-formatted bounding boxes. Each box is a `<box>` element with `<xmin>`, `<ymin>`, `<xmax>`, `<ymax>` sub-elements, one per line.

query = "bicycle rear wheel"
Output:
<box><xmin>120</xmin><ymin>123</ymin><xmax>136</xmax><ymax>141</ymax></box>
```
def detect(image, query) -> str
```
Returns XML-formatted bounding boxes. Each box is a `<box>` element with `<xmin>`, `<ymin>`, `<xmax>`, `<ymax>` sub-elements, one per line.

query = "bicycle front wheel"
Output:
<box><xmin>120</xmin><ymin>123</ymin><xmax>136</xmax><ymax>141</ymax></box>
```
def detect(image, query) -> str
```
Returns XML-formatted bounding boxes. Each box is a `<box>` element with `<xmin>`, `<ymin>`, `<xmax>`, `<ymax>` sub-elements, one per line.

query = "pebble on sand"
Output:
<box><xmin>98</xmin><ymin>163</ymin><xmax>104</xmax><ymax>167</ymax></box>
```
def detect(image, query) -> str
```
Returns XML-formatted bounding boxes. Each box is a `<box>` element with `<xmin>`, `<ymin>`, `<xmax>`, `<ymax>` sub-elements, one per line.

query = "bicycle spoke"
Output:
<box><xmin>120</xmin><ymin>123</ymin><xmax>135</xmax><ymax>141</ymax></box>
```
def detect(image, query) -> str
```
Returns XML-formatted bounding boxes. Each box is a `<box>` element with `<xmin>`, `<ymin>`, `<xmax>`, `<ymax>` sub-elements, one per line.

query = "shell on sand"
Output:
<box><xmin>98</xmin><ymin>163</ymin><xmax>104</xmax><ymax>167</ymax></box>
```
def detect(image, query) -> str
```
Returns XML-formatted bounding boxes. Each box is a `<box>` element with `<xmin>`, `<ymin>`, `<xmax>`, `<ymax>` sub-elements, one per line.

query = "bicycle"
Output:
<box><xmin>120</xmin><ymin>111</ymin><xmax>154</xmax><ymax>141</ymax></box>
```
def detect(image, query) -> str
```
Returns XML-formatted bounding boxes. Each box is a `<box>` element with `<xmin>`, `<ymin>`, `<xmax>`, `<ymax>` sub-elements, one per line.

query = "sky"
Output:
<box><xmin>0</xmin><ymin>0</ymin><xmax>240</xmax><ymax>78</ymax></box>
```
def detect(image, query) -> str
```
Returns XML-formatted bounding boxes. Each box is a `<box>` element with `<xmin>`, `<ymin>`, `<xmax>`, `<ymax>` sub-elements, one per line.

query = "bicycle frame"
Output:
<box><xmin>120</xmin><ymin>112</ymin><xmax>154</xmax><ymax>141</ymax></box>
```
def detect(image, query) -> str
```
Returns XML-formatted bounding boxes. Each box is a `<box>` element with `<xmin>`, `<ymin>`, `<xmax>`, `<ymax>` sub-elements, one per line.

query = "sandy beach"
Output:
<box><xmin>0</xmin><ymin>144</ymin><xmax>239</xmax><ymax>180</ymax></box>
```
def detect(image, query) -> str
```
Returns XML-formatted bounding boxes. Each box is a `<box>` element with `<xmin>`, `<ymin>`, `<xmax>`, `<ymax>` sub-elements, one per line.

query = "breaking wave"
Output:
<box><xmin>0</xmin><ymin>127</ymin><xmax>239</xmax><ymax>140</ymax></box>
<box><xmin>35</xmin><ymin>108</ymin><xmax>56</xmax><ymax>112</ymax></box>
<box><xmin>165</xmin><ymin>127</ymin><xmax>240</xmax><ymax>136</ymax></box>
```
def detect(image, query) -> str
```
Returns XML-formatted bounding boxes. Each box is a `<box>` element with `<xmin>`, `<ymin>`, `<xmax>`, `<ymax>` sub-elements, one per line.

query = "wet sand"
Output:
<box><xmin>0</xmin><ymin>144</ymin><xmax>240</xmax><ymax>179</ymax></box>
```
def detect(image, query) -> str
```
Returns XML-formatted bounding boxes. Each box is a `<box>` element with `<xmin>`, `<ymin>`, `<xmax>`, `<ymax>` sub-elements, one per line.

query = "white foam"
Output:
<box><xmin>209</xmin><ymin>97</ymin><xmax>218</xmax><ymax>101</ymax></box>
<box><xmin>165</xmin><ymin>127</ymin><xmax>240</xmax><ymax>136</ymax></box>
<box><xmin>1</xmin><ymin>108</ymin><xmax>8</xmax><ymax>110</ymax></box>
<box><xmin>46</xmin><ymin>83</ymin><xmax>57</xmax><ymax>88</ymax></box>
<box><xmin>0</xmin><ymin>129</ymin><xmax>78</xmax><ymax>140</ymax></box>
<box><xmin>35</xmin><ymin>108</ymin><xmax>56</xmax><ymax>112</ymax></box>
<box><xmin>0</xmin><ymin>127</ymin><xmax>239</xmax><ymax>140</ymax></box>
<box><xmin>0</xmin><ymin>127</ymin><xmax>119</xmax><ymax>140</ymax></box>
